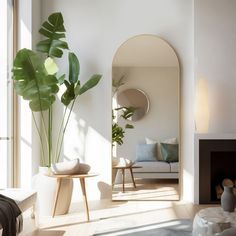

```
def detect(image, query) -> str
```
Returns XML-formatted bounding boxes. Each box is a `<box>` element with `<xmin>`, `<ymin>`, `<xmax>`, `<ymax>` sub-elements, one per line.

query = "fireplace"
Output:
<box><xmin>199</xmin><ymin>139</ymin><xmax>236</xmax><ymax>204</ymax></box>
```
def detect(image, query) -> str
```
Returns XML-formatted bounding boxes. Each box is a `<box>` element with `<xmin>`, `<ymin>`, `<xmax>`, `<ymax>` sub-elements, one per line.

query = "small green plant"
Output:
<box><xmin>112</xmin><ymin>107</ymin><xmax>135</xmax><ymax>146</ymax></box>
<box><xmin>112</xmin><ymin>76</ymin><xmax>136</xmax><ymax>146</ymax></box>
<box><xmin>12</xmin><ymin>12</ymin><xmax>101</xmax><ymax>167</ymax></box>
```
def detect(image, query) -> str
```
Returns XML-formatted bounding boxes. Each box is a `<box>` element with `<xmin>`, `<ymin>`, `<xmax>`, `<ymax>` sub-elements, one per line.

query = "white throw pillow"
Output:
<box><xmin>51</xmin><ymin>159</ymin><xmax>91</xmax><ymax>175</ymax></box>
<box><xmin>145</xmin><ymin>137</ymin><xmax>178</xmax><ymax>160</ymax></box>
<box><xmin>112</xmin><ymin>157</ymin><xmax>134</xmax><ymax>167</ymax></box>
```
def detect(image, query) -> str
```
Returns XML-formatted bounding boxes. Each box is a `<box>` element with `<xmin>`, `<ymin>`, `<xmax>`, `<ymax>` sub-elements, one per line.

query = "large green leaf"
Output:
<box><xmin>69</xmin><ymin>52</ymin><xmax>80</xmax><ymax>84</ymax></box>
<box><xmin>61</xmin><ymin>80</ymin><xmax>75</xmax><ymax>106</ymax></box>
<box><xmin>61</xmin><ymin>52</ymin><xmax>80</xmax><ymax>105</ymax></box>
<box><xmin>79</xmin><ymin>74</ymin><xmax>102</xmax><ymax>95</ymax></box>
<box><xmin>36</xmin><ymin>12</ymin><xmax>68</xmax><ymax>58</ymax></box>
<box><xmin>12</xmin><ymin>48</ymin><xmax>59</xmax><ymax>111</ymax></box>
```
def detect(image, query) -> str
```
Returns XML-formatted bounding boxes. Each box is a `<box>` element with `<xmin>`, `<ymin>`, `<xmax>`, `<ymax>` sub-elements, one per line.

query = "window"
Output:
<box><xmin>0</xmin><ymin>0</ymin><xmax>14</xmax><ymax>188</ymax></box>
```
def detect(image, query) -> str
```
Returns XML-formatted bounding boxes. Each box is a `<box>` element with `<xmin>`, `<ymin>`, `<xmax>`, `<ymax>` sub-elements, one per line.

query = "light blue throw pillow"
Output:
<box><xmin>136</xmin><ymin>143</ymin><xmax>157</xmax><ymax>162</ymax></box>
<box><xmin>160</xmin><ymin>143</ymin><xmax>179</xmax><ymax>162</ymax></box>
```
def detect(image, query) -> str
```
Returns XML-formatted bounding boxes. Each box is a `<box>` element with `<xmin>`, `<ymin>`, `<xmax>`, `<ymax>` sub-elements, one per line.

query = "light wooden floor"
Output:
<box><xmin>21</xmin><ymin>199</ymin><xmax>218</xmax><ymax>236</ymax></box>
<box><xmin>112</xmin><ymin>179</ymin><xmax>179</xmax><ymax>201</ymax></box>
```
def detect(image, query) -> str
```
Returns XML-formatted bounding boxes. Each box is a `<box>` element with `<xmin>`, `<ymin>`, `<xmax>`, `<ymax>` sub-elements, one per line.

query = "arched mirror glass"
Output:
<box><xmin>117</xmin><ymin>88</ymin><xmax>149</xmax><ymax>121</ymax></box>
<box><xmin>112</xmin><ymin>35</ymin><xmax>180</xmax><ymax>201</ymax></box>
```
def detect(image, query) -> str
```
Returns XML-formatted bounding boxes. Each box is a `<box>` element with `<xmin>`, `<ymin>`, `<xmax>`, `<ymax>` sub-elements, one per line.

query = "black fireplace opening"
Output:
<box><xmin>199</xmin><ymin>139</ymin><xmax>236</xmax><ymax>204</ymax></box>
<box><xmin>210</xmin><ymin>151</ymin><xmax>236</xmax><ymax>202</ymax></box>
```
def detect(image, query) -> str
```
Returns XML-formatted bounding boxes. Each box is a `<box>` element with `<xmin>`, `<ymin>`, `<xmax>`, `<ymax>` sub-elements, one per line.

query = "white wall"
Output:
<box><xmin>41</xmin><ymin>0</ymin><xmax>194</xmax><ymax>201</ymax></box>
<box><xmin>195</xmin><ymin>0</ymin><xmax>236</xmax><ymax>133</ymax></box>
<box><xmin>194</xmin><ymin>0</ymin><xmax>236</xmax><ymax>202</ymax></box>
<box><xmin>114</xmin><ymin>66</ymin><xmax>179</xmax><ymax>161</ymax></box>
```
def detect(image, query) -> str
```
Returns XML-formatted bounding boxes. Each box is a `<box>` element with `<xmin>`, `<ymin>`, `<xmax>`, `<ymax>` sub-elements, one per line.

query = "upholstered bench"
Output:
<box><xmin>0</xmin><ymin>188</ymin><xmax>37</xmax><ymax>234</ymax></box>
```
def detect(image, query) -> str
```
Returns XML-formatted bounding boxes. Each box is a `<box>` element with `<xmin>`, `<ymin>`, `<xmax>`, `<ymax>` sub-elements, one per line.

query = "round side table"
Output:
<box><xmin>112</xmin><ymin>165</ymin><xmax>141</xmax><ymax>193</ymax></box>
<box><xmin>193</xmin><ymin>207</ymin><xmax>236</xmax><ymax>236</ymax></box>
<box><xmin>46</xmin><ymin>173</ymin><xmax>98</xmax><ymax>221</ymax></box>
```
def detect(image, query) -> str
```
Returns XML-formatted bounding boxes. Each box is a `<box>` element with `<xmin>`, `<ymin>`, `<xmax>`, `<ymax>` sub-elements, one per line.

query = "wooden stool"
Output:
<box><xmin>46</xmin><ymin>173</ymin><xmax>98</xmax><ymax>221</ymax></box>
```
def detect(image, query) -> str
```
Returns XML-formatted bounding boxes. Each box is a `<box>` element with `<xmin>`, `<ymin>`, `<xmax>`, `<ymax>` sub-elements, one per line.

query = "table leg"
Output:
<box><xmin>122</xmin><ymin>169</ymin><xmax>125</xmax><ymax>193</ymax></box>
<box><xmin>79</xmin><ymin>178</ymin><xmax>90</xmax><ymax>221</ymax></box>
<box><xmin>129</xmin><ymin>167</ymin><xmax>136</xmax><ymax>188</ymax></box>
<box><xmin>112</xmin><ymin>169</ymin><xmax>118</xmax><ymax>188</ymax></box>
<box><xmin>52</xmin><ymin>178</ymin><xmax>62</xmax><ymax>217</ymax></box>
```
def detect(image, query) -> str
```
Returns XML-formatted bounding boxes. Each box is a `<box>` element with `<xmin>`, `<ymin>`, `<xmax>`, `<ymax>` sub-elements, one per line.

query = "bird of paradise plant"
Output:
<box><xmin>12</xmin><ymin>12</ymin><xmax>101</xmax><ymax>167</ymax></box>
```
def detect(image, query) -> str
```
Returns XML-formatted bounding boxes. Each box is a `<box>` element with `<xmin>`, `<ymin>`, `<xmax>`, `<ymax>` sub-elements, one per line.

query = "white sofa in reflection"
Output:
<box><xmin>132</xmin><ymin>161</ymin><xmax>179</xmax><ymax>179</ymax></box>
<box><xmin>132</xmin><ymin>137</ymin><xmax>179</xmax><ymax>179</ymax></box>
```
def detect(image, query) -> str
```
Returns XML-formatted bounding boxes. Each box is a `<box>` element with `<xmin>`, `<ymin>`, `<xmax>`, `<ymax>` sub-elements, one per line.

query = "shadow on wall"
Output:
<box><xmin>60</xmin><ymin>91</ymin><xmax>112</xmax><ymax>200</ymax></box>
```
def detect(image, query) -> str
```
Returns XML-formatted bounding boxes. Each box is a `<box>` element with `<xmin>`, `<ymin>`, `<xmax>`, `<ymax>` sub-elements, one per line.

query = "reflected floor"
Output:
<box><xmin>112</xmin><ymin>179</ymin><xmax>179</xmax><ymax>201</ymax></box>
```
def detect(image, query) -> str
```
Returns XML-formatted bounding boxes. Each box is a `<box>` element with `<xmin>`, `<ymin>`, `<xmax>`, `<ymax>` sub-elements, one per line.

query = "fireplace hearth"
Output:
<box><xmin>199</xmin><ymin>139</ymin><xmax>236</xmax><ymax>204</ymax></box>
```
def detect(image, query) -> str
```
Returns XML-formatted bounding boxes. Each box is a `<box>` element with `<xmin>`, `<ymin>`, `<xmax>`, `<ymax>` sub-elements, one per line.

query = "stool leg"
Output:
<box><xmin>80</xmin><ymin>178</ymin><xmax>90</xmax><ymax>222</ymax></box>
<box><xmin>122</xmin><ymin>169</ymin><xmax>125</xmax><ymax>193</ymax></box>
<box><xmin>52</xmin><ymin>178</ymin><xmax>62</xmax><ymax>217</ymax></box>
<box><xmin>31</xmin><ymin>204</ymin><xmax>35</xmax><ymax>219</ymax></box>
<box><xmin>129</xmin><ymin>167</ymin><xmax>136</xmax><ymax>188</ymax></box>
<box><xmin>112</xmin><ymin>169</ymin><xmax>118</xmax><ymax>188</ymax></box>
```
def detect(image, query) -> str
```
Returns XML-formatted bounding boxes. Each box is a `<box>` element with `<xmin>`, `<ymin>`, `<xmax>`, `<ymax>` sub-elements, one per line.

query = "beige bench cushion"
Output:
<box><xmin>0</xmin><ymin>188</ymin><xmax>37</xmax><ymax>212</ymax></box>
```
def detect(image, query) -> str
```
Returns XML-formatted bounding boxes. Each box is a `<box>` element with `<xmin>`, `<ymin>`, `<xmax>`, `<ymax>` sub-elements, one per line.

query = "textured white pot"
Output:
<box><xmin>32</xmin><ymin>167</ymin><xmax>73</xmax><ymax>216</ymax></box>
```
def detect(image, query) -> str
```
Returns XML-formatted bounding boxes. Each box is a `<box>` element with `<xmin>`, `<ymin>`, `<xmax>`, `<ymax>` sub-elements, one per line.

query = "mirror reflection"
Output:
<box><xmin>117</xmin><ymin>88</ymin><xmax>149</xmax><ymax>121</ymax></box>
<box><xmin>112</xmin><ymin>35</ymin><xmax>180</xmax><ymax>201</ymax></box>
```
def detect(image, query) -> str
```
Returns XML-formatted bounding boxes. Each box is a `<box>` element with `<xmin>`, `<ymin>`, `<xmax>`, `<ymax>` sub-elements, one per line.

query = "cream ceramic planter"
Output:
<box><xmin>32</xmin><ymin>167</ymin><xmax>73</xmax><ymax>216</ymax></box>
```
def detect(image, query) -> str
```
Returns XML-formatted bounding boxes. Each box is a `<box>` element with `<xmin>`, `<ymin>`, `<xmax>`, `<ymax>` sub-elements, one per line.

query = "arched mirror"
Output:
<box><xmin>112</xmin><ymin>35</ymin><xmax>180</xmax><ymax>201</ymax></box>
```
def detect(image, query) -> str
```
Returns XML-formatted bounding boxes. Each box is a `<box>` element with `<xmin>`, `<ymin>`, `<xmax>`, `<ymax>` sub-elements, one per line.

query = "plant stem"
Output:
<box><xmin>56</xmin><ymin>99</ymin><xmax>76</xmax><ymax>162</ymax></box>
<box><xmin>32</xmin><ymin>112</ymin><xmax>46</xmax><ymax>166</ymax></box>
<box><xmin>48</xmin><ymin>107</ymin><xmax>52</xmax><ymax>167</ymax></box>
<box><xmin>51</xmin><ymin>106</ymin><xmax>53</xmax><ymax>164</ymax></box>
<box><xmin>40</xmin><ymin>110</ymin><xmax>50</xmax><ymax>160</ymax></box>
<box><xmin>55</xmin><ymin>106</ymin><xmax>68</xmax><ymax>163</ymax></box>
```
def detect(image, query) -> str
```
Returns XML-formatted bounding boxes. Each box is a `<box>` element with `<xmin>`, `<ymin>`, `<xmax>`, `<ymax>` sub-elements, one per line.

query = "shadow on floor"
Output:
<box><xmin>93</xmin><ymin>219</ymin><xmax>192</xmax><ymax>236</ymax></box>
<box><xmin>30</xmin><ymin>229</ymin><xmax>65</xmax><ymax>236</ymax></box>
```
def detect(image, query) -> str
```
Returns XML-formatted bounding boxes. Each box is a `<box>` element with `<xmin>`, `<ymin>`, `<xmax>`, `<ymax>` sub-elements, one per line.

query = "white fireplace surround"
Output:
<box><xmin>194</xmin><ymin>133</ymin><xmax>236</xmax><ymax>204</ymax></box>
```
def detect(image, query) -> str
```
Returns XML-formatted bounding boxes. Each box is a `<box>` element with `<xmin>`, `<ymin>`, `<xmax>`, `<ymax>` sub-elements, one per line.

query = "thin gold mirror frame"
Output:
<box><xmin>112</xmin><ymin>34</ymin><xmax>181</xmax><ymax>200</ymax></box>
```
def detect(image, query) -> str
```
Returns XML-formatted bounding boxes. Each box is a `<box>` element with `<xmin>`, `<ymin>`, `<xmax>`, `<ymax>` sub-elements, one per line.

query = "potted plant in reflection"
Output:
<box><xmin>12</xmin><ymin>12</ymin><xmax>101</xmax><ymax>216</ymax></box>
<box><xmin>112</xmin><ymin>76</ymin><xmax>136</xmax><ymax>166</ymax></box>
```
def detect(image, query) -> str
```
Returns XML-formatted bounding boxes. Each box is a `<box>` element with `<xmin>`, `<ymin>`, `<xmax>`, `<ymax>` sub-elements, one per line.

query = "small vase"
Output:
<box><xmin>221</xmin><ymin>186</ymin><xmax>236</xmax><ymax>212</ymax></box>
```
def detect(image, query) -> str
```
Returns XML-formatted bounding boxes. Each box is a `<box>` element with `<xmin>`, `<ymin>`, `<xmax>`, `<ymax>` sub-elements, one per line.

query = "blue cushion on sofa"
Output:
<box><xmin>136</xmin><ymin>143</ymin><xmax>157</xmax><ymax>162</ymax></box>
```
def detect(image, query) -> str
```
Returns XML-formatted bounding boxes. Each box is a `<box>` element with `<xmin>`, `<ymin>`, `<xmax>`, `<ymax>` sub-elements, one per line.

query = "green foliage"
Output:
<box><xmin>36</xmin><ymin>12</ymin><xmax>69</xmax><ymax>58</ymax></box>
<box><xmin>12</xmin><ymin>49</ymin><xmax>59</xmax><ymax>111</ymax></box>
<box><xmin>68</xmin><ymin>52</ymin><xmax>80</xmax><ymax>84</ymax></box>
<box><xmin>61</xmin><ymin>52</ymin><xmax>101</xmax><ymax>105</ymax></box>
<box><xmin>115</xmin><ymin>106</ymin><xmax>137</xmax><ymax>120</ymax></box>
<box><xmin>112</xmin><ymin>77</ymin><xmax>136</xmax><ymax>146</ymax></box>
<box><xmin>79</xmin><ymin>74</ymin><xmax>102</xmax><ymax>95</ymax></box>
<box><xmin>12</xmin><ymin>12</ymin><xmax>101</xmax><ymax>167</ymax></box>
<box><xmin>112</xmin><ymin>123</ymin><xmax>125</xmax><ymax>146</ymax></box>
<box><xmin>112</xmin><ymin>106</ymin><xmax>135</xmax><ymax>146</ymax></box>
<box><xmin>112</xmin><ymin>75</ymin><xmax>125</xmax><ymax>93</ymax></box>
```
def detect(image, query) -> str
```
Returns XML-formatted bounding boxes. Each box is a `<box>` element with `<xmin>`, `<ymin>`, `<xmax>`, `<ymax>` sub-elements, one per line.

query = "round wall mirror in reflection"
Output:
<box><xmin>117</xmin><ymin>89</ymin><xmax>149</xmax><ymax>121</ymax></box>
